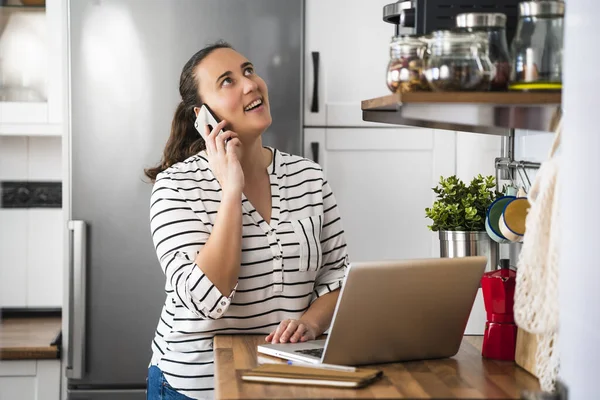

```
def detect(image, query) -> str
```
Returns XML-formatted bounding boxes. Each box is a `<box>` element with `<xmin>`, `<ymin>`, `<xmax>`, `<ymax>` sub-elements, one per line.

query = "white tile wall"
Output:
<box><xmin>0</xmin><ymin>136</ymin><xmax>62</xmax><ymax>309</ymax></box>
<box><xmin>514</xmin><ymin>129</ymin><xmax>555</xmax><ymax>162</ymax></box>
<box><xmin>28</xmin><ymin>137</ymin><xmax>62</xmax><ymax>180</ymax></box>
<box><xmin>452</xmin><ymin>130</ymin><xmax>554</xmax><ymax>336</ymax></box>
<box><xmin>0</xmin><ymin>137</ymin><xmax>28</xmax><ymax>180</ymax></box>
<box><xmin>456</xmin><ymin>132</ymin><xmax>502</xmax><ymax>182</ymax></box>
<box><xmin>447</xmin><ymin>132</ymin><xmax>502</xmax><ymax>335</ymax></box>
<box><xmin>513</xmin><ymin>129</ymin><xmax>555</xmax><ymax>190</ymax></box>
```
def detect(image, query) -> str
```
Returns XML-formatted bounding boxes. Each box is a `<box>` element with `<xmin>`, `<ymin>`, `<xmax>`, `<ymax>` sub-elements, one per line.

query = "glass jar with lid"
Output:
<box><xmin>455</xmin><ymin>13</ymin><xmax>511</xmax><ymax>91</ymax></box>
<box><xmin>509</xmin><ymin>1</ymin><xmax>564</xmax><ymax>91</ymax></box>
<box><xmin>422</xmin><ymin>30</ymin><xmax>496</xmax><ymax>92</ymax></box>
<box><xmin>386</xmin><ymin>35</ymin><xmax>429</xmax><ymax>93</ymax></box>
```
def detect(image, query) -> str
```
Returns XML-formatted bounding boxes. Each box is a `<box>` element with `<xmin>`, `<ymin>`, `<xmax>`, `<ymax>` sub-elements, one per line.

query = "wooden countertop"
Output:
<box><xmin>214</xmin><ymin>335</ymin><xmax>540</xmax><ymax>399</ymax></box>
<box><xmin>0</xmin><ymin>317</ymin><xmax>61</xmax><ymax>360</ymax></box>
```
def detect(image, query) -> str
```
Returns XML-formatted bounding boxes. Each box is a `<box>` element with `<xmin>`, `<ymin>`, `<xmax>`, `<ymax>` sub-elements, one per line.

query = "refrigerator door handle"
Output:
<box><xmin>310</xmin><ymin>51</ymin><xmax>320</xmax><ymax>113</ymax></box>
<box><xmin>67</xmin><ymin>220</ymin><xmax>87</xmax><ymax>379</ymax></box>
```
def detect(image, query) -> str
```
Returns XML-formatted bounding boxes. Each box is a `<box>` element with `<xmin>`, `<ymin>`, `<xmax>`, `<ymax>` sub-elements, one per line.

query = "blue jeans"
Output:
<box><xmin>147</xmin><ymin>365</ymin><xmax>194</xmax><ymax>400</ymax></box>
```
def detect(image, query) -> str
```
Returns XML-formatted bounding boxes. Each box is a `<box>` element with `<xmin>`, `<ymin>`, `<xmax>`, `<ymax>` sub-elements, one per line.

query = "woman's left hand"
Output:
<box><xmin>265</xmin><ymin>319</ymin><xmax>319</xmax><ymax>344</ymax></box>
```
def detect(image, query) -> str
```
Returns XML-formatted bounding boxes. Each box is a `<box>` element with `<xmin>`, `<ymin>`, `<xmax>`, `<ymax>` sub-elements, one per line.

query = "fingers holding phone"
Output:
<box><xmin>204</xmin><ymin>119</ymin><xmax>228</xmax><ymax>155</ymax></box>
<box><xmin>214</xmin><ymin>128</ymin><xmax>237</xmax><ymax>156</ymax></box>
<box><xmin>225</xmin><ymin>134</ymin><xmax>242</xmax><ymax>158</ymax></box>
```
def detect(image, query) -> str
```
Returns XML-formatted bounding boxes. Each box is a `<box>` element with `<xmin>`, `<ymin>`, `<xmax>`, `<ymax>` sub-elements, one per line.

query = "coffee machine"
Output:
<box><xmin>383</xmin><ymin>0</ymin><xmax>521</xmax><ymax>44</ymax></box>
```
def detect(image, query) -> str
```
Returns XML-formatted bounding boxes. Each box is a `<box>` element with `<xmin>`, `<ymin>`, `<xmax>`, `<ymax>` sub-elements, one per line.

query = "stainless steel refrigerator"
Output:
<box><xmin>64</xmin><ymin>1</ymin><xmax>303</xmax><ymax>398</ymax></box>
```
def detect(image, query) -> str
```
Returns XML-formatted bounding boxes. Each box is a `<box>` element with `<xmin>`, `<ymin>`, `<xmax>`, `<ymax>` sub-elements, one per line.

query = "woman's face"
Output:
<box><xmin>195</xmin><ymin>48</ymin><xmax>272</xmax><ymax>140</ymax></box>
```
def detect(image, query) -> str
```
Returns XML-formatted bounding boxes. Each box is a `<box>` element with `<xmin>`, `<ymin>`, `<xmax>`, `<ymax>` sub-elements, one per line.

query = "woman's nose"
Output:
<box><xmin>242</xmin><ymin>77</ymin><xmax>259</xmax><ymax>93</ymax></box>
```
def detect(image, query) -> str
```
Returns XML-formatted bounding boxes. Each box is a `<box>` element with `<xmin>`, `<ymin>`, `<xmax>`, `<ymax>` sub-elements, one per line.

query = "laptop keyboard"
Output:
<box><xmin>295</xmin><ymin>348</ymin><xmax>324</xmax><ymax>358</ymax></box>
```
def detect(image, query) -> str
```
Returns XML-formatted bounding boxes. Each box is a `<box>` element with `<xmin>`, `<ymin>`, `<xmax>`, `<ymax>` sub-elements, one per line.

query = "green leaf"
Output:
<box><xmin>424</xmin><ymin>174</ymin><xmax>499</xmax><ymax>231</ymax></box>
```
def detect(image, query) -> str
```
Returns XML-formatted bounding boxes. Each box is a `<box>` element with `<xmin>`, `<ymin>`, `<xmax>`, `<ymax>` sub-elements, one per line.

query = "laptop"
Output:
<box><xmin>258</xmin><ymin>256</ymin><xmax>486</xmax><ymax>366</ymax></box>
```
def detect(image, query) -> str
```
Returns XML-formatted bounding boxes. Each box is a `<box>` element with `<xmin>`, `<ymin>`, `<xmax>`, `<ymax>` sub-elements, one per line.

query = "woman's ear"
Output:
<box><xmin>193</xmin><ymin>106</ymin><xmax>201</xmax><ymax>117</ymax></box>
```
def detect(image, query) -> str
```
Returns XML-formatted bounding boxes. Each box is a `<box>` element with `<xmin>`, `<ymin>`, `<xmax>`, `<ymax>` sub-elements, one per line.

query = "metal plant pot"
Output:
<box><xmin>439</xmin><ymin>230</ymin><xmax>499</xmax><ymax>272</ymax></box>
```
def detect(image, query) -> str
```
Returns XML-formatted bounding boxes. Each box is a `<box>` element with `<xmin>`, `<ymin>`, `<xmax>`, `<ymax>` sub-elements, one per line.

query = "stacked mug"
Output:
<box><xmin>486</xmin><ymin>187</ymin><xmax>530</xmax><ymax>243</ymax></box>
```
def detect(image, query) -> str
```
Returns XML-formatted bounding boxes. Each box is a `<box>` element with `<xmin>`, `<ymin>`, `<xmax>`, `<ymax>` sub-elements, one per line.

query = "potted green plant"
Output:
<box><xmin>425</xmin><ymin>174</ymin><xmax>501</xmax><ymax>271</ymax></box>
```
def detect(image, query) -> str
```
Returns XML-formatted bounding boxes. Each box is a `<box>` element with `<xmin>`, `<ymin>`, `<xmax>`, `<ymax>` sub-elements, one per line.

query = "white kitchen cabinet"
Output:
<box><xmin>0</xmin><ymin>210</ymin><xmax>28</xmax><ymax>307</ymax></box>
<box><xmin>0</xmin><ymin>136</ymin><xmax>63</xmax><ymax>309</ymax></box>
<box><xmin>27</xmin><ymin>209</ymin><xmax>63</xmax><ymax>308</ymax></box>
<box><xmin>305</xmin><ymin>0</ymin><xmax>397</xmax><ymax>127</ymax></box>
<box><xmin>305</xmin><ymin>127</ymin><xmax>456</xmax><ymax>261</ymax></box>
<box><xmin>0</xmin><ymin>360</ymin><xmax>60</xmax><ymax>400</ymax></box>
<box><xmin>0</xmin><ymin>209</ymin><xmax>63</xmax><ymax>309</ymax></box>
<box><xmin>0</xmin><ymin>0</ymin><xmax>65</xmax><ymax>136</ymax></box>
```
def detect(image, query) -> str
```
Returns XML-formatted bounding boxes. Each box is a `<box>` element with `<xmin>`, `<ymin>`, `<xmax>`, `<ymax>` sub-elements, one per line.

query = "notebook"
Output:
<box><xmin>241</xmin><ymin>364</ymin><xmax>382</xmax><ymax>388</ymax></box>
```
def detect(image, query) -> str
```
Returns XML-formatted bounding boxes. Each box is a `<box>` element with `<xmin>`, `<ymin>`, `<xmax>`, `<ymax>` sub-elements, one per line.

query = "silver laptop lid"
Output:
<box><xmin>321</xmin><ymin>256</ymin><xmax>487</xmax><ymax>366</ymax></box>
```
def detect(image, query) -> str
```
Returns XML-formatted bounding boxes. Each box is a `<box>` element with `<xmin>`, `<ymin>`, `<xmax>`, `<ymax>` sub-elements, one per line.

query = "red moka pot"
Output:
<box><xmin>481</xmin><ymin>259</ymin><xmax>517</xmax><ymax>361</ymax></box>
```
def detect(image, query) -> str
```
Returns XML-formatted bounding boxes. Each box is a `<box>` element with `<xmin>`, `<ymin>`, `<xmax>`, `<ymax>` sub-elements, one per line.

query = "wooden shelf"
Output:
<box><xmin>362</xmin><ymin>92</ymin><xmax>562</xmax><ymax>135</ymax></box>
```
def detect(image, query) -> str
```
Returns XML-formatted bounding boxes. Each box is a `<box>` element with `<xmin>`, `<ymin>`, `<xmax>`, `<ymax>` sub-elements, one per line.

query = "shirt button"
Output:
<box><xmin>220</xmin><ymin>301</ymin><xmax>226</xmax><ymax>306</ymax></box>
<box><xmin>274</xmin><ymin>255</ymin><xmax>282</xmax><ymax>260</ymax></box>
<box><xmin>217</xmin><ymin>308</ymin><xmax>222</xmax><ymax>313</ymax></box>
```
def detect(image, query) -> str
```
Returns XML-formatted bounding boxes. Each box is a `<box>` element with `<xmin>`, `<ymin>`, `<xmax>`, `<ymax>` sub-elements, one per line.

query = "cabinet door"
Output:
<box><xmin>305</xmin><ymin>0</ymin><xmax>395</xmax><ymax>127</ymax></box>
<box><xmin>0</xmin><ymin>360</ymin><xmax>36</xmax><ymax>400</ymax></box>
<box><xmin>305</xmin><ymin>127</ymin><xmax>456</xmax><ymax>261</ymax></box>
<box><xmin>27</xmin><ymin>209</ymin><xmax>63</xmax><ymax>308</ymax></box>
<box><xmin>45</xmin><ymin>0</ymin><xmax>65</xmax><ymax>126</ymax></box>
<box><xmin>0</xmin><ymin>360</ymin><xmax>60</xmax><ymax>400</ymax></box>
<box><xmin>0</xmin><ymin>0</ymin><xmax>64</xmax><ymax>135</ymax></box>
<box><xmin>35</xmin><ymin>360</ymin><xmax>61</xmax><ymax>400</ymax></box>
<box><xmin>0</xmin><ymin>210</ymin><xmax>28</xmax><ymax>307</ymax></box>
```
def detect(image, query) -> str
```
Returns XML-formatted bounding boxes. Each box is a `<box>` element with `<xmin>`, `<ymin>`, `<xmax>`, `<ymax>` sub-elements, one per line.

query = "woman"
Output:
<box><xmin>144</xmin><ymin>41</ymin><xmax>349</xmax><ymax>400</ymax></box>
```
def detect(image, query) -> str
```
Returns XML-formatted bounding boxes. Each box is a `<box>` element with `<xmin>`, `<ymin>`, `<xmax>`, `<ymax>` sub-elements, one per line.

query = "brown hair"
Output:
<box><xmin>144</xmin><ymin>41</ymin><xmax>233</xmax><ymax>181</ymax></box>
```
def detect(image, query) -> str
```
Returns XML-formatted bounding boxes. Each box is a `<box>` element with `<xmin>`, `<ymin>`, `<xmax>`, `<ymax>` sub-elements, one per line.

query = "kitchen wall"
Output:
<box><xmin>452</xmin><ymin>129</ymin><xmax>554</xmax><ymax>336</ymax></box>
<box><xmin>456</xmin><ymin>129</ymin><xmax>554</xmax><ymax>188</ymax></box>
<box><xmin>515</xmin><ymin>129</ymin><xmax>555</xmax><ymax>169</ymax></box>
<box><xmin>0</xmin><ymin>130</ymin><xmax>553</xmax><ymax>311</ymax></box>
<box><xmin>0</xmin><ymin>136</ymin><xmax>63</xmax><ymax>308</ymax></box>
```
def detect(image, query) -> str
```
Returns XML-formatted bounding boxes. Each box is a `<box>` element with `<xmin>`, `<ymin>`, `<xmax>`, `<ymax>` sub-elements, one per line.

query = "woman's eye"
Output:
<box><xmin>244</xmin><ymin>67</ymin><xmax>254</xmax><ymax>76</ymax></box>
<box><xmin>221</xmin><ymin>77</ymin><xmax>233</xmax><ymax>87</ymax></box>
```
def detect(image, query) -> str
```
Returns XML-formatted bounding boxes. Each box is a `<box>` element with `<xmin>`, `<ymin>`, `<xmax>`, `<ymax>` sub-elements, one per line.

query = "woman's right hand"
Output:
<box><xmin>204</xmin><ymin>120</ymin><xmax>244</xmax><ymax>195</ymax></box>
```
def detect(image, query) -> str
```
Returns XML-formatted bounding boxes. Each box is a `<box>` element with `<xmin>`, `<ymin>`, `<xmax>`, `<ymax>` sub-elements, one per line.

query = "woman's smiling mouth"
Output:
<box><xmin>244</xmin><ymin>97</ymin><xmax>264</xmax><ymax>112</ymax></box>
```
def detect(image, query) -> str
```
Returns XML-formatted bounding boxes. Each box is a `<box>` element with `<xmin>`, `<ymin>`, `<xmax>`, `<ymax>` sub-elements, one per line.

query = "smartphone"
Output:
<box><xmin>194</xmin><ymin>104</ymin><xmax>224</xmax><ymax>141</ymax></box>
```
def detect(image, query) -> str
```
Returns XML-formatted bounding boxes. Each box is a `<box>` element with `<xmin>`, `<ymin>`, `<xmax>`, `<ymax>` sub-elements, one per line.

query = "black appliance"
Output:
<box><xmin>383</xmin><ymin>0</ymin><xmax>521</xmax><ymax>44</ymax></box>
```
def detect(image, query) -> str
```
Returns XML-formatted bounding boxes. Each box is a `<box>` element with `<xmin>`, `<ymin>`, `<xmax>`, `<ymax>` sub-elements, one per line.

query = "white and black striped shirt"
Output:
<box><xmin>148</xmin><ymin>147</ymin><xmax>349</xmax><ymax>399</ymax></box>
